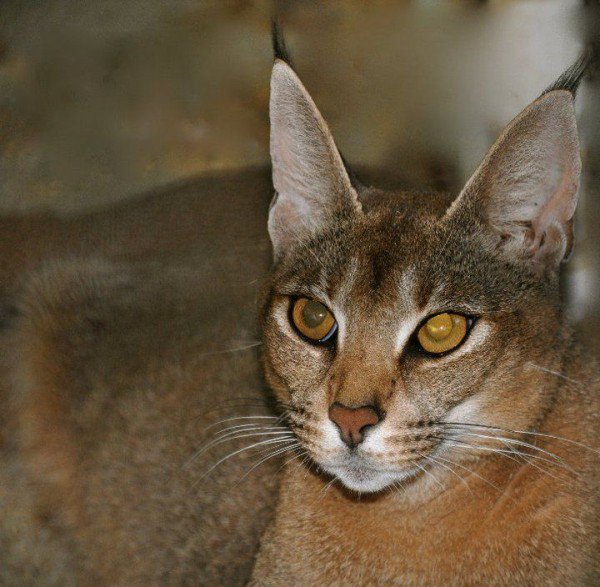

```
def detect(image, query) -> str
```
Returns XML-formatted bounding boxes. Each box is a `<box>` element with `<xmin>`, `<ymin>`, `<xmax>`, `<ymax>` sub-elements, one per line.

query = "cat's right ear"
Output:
<box><xmin>444</xmin><ymin>59</ymin><xmax>586</xmax><ymax>273</ymax></box>
<box><xmin>268</xmin><ymin>59</ymin><xmax>361</xmax><ymax>260</ymax></box>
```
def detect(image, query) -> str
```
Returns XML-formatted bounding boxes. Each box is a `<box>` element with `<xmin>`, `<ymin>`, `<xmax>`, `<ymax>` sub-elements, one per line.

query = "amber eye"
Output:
<box><xmin>291</xmin><ymin>297</ymin><xmax>337</xmax><ymax>342</ymax></box>
<box><xmin>417</xmin><ymin>313</ymin><xmax>468</xmax><ymax>355</ymax></box>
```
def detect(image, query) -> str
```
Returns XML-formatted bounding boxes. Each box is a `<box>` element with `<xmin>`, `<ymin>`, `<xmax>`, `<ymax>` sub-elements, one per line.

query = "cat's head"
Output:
<box><xmin>260</xmin><ymin>55</ymin><xmax>583</xmax><ymax>493</ymax></box>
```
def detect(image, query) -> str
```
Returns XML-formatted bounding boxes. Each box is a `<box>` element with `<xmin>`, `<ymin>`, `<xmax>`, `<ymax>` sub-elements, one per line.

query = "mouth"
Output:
<box><xmin>290</xmin><ymin>418</ymin><xmax>442</xmax><ymax>494</ymax></box>
<box><xmin>320</xmin><ymin>454</ymin><xmax>420</xmax><ymax>493</ymax></box>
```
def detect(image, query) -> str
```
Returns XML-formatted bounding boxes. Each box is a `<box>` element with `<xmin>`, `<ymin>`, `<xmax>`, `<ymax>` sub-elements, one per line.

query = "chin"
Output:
<box><xmin>323</xmin><ymin>464</ymin><xmax>415</xmax><ymax>494</ymax></box>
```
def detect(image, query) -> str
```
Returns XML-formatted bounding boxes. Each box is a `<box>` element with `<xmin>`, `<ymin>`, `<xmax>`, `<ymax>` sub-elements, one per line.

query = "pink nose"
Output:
<box><xmin>328</xmin><ymin>403</ymin><xmax>381</xmax><ymax>448</ymax></box>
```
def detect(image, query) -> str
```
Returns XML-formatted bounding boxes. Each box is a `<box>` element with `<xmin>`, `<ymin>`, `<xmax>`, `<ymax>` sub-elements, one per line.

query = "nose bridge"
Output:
<box><xmin>332</xmin><ymin>337</ymin><xmax>395</xmax><ymax>408</ymax></box>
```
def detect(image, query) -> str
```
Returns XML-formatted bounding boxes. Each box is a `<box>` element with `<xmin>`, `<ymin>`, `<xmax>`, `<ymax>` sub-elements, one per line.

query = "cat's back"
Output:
<box><xmin>0</xmin><ymin>168</ymin><xmax>281</xmax><ymax>584</ymax></box>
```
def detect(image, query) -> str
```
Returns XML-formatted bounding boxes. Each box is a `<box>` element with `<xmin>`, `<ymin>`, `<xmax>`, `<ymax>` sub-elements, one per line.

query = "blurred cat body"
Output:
<box><xmin>0</xmin><ymin>171</ymin><xmax>281</xmax><ymax>584</ymax></box>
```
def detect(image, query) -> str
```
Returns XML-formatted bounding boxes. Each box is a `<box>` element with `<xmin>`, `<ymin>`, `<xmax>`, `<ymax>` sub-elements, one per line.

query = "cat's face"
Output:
<box><xmin>261</xmin><ymin>59</ymin><xmax>581</xmax><ymax>493</ymax></box>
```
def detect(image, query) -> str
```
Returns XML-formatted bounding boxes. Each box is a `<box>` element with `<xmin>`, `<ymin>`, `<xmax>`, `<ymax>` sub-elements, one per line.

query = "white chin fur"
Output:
<box><xmin>323</xmin><ymin>464</ymin><xmax>414</xmax><ymax>494</ymax></box>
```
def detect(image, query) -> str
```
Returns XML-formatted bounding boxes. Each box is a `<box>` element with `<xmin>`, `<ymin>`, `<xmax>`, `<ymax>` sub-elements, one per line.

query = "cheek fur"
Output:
<box><xmin>263</xmin><ymin>299</ymin><xmax>333</xmax><ymax>400</ymax></box>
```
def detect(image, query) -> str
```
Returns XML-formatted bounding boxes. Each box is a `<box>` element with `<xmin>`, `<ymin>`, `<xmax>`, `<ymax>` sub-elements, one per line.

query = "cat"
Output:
<box><xmin>249</xmin><ymin>42</ymin><xmax>600</xmax><ymax>585</ymax></box>
<box><xmin>0</xmin><ymin>29</ymin><xmax>597</xmax><ymax>587</ymax></box>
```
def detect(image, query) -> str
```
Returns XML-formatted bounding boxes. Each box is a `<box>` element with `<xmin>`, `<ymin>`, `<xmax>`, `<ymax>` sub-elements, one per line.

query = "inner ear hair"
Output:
<box><xmin>445</xmin><ymin>57</ymin><xmax>586</xmax><ymax>271</ymax></box>
<box><xmin>268</xmin><ymin>58</ymin><xmax>361</xmax><ymax>261</ymax></box>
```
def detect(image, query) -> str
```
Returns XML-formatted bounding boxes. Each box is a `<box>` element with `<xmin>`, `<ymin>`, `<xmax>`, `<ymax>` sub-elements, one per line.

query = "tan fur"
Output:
<box><xmin>252</xmin><ymin>360</ymin><xmax>599</xmax><ymax>585</ymax></box>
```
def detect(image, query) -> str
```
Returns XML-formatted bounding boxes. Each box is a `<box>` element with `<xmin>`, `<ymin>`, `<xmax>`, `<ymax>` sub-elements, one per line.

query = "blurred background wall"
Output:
<box><xmin>0</xmin><ymin>0</ymin><xmax>599</xmax><ymax>348</ymax></box>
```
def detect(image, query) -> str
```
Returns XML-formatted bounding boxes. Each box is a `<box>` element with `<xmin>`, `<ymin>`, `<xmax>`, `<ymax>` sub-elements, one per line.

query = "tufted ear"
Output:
<box><xmin>446</xmin><ymin>87</ymin><xmax>581</xmax><ymax>271</ymax></box>
<box><xmin>268</xmin><ymin>59</ymin><xmax>361</xmax><ymax>260</ymax></box>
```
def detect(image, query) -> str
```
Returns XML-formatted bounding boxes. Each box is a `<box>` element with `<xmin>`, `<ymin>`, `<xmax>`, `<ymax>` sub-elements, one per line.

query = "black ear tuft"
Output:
<box><xmin>269</xmin><ymin>18</ymin><xmax>362</xmax><ymax>193</ymax></box>
<box><xmin>541</xmin><ymin>49</ymin><xmax>593</xmax><ymax>98</ymax></box>
<box><xmin>271</xmin><ymin>19</ymin><xmax>294</xmax><ymax>67</ymax></box>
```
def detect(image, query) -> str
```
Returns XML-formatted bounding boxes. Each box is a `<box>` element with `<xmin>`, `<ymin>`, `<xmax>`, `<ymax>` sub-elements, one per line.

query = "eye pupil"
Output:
<box><xmin>425</xmin><ymin>313</ymin><xmax>453</xmax><ymax>341</ymax></box>
<box><xmin>302</xmin><ymin>300</ymin><xmax>328</xmax><ymax>328</ymax></box>
<box><xmin>417</xmin><ymin>312</ymin><xmax>468</xmax><ymax>355</ymax></box>
<box><xmin>291</xmin><ymin>297</ymin><xmax>337</xmax><ymax>343</ymax></box>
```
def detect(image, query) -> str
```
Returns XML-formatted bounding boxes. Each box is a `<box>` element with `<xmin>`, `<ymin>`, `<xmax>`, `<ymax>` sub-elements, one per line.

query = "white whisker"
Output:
<box><xmin>276</xmin><ymin>448</ymin><xmax>308</xmax><ymax>475</ymax></box>
<box><xmin>196</xmin><ymin>341</ymin><xmax>262</xmax><ymax>358</ymax></box>
<box><xmin>185</xmin><ymin>430</ymin><xmax>295</xmax><ymax>468</ymax></box>
<box><xmin>213</xmin><ymin>424</ymin><xmax>291</xmax><ymax>440</ymax></box>
<box><xmin>442</xmin><ymin>421</ymin><xmax>600</xmax><ymax>457</ymax></box>
<box><xmin>205</xmin><ymin>415</ymin><xmax>281</xmax><ymax>433</ymax></box>
<box><xmin>415</xmin><ymin>461</ymin><xmax>444</xmax><ymax>490</ymax></box>
<box><xmin>433</xmin><ymin>452</ymin><xmax>507</xmax><ymax>495</ymax></box>
<box><xmin>392</xmin><ymin>479</ymin><xmax>408</xmax><ymax>498</ymax></box>
<box><xmin>526</xmin><ymin>362</ymin><xmax>581</xmax><ymax>385</ymax></box>
<box><xmin>420</xmin><ymin>453</ymin><xmax>472</xmax><ymax>493</ymax></box>
<box><xmin>239</xmin><ymin>441</ymin><xmax>301</xmax><ymax>481</ymax></box>
<box><xmin>442</xmin><ymin>427</ymin><xmax>577</xmax><ymax>474</ymax></box>
<box><xmin>318</xmin><ymin>477</ymin><xmax>337</xmax><ymax>502</ymax></box>
<box><xmin>198</xmin><ymin>437</ymin><xmax>298</xmax><ymax>482</ymax></box>
<box><xmin>449</xmin><ymin>434</ymin><xmax>565</xmax><ymax>481</ymax></box>
<box><xmin>437</xmin><ymin>437</ymin><xmax>569</xmax><ymax>483</ymax></box>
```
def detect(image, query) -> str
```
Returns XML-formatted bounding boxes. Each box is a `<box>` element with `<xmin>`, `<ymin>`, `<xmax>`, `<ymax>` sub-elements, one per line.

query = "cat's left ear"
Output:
<box><xmin>268</xmin><ymin>59</ymin><xmax>361</xmax><ymax>260</ymax></box>
<box><xmin>446</xmin><ymin>75</ymin><xmax>583</xmax><ymax>271</ymax></box>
